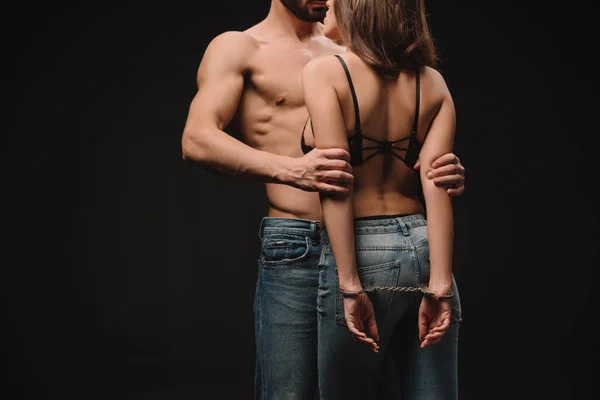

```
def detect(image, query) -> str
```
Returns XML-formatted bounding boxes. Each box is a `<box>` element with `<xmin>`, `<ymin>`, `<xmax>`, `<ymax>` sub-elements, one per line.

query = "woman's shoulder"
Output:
<box><xmin>302</xmin><ymin>54</ymin><xmax>350</xmax><ymax>91</ymax></box>
<box><xmin>303</xmin><ymin>54</ymin><xmax>345</xmax><ymax>76</ymax></box>
<box><xmin>419</xmin><ymin>66</ymin><xmax>451</xmax><ymax>95</ymax></box>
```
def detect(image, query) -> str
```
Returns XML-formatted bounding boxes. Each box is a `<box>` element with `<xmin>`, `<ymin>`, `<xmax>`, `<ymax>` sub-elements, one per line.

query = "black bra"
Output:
<box><xmin>301</xmin><ymin>55</ymin><xmax>422</xmax><ymax>168</ymax></box>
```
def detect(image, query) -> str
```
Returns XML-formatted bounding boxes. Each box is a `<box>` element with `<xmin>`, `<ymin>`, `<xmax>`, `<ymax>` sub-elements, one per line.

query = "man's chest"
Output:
<box><xmin>248</xmin><ymin>41</ymin><xmax>339</xmax><ymax>107</ymax></box>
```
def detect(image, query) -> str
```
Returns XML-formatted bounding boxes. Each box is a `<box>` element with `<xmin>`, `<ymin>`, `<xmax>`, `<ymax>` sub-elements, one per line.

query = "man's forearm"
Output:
<box><xmin>182</xmin><ymin>127</ymin><xmax>293</xmax><ymax>184</ymax></box>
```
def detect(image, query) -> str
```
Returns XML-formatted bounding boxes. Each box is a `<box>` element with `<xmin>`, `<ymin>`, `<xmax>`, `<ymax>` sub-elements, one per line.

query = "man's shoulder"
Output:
<box><xmin>206</xmin><ymin>30</ymin><xmax>259</xmax><ymax>53</ymax></box>
<box><xmin>199</xmin><ymin>30</ymin><xmax>260</xmax><ymax>72</ymax></box>
<box><xmin>313</xmin><ymin>23</ymin><xmax>346</xmax><ymax>52</ymax></box>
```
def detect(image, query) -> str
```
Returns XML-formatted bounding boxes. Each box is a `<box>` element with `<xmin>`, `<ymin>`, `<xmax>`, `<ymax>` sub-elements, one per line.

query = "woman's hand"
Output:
<box><xmin>418</xmin><ymin>295</ymin><xmax>452</xmax><ymax>348</ymax></box>
<box><xmin>344</xmin><ymin>293</ymin><xmax>380</xmax><ymax>353</ymax></box>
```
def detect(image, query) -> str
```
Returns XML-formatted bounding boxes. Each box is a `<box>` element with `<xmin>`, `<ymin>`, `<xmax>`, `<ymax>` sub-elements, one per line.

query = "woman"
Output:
<box><xmin>301</xmin><ymin>0</ymin><xmax>462</xmax><ymax>399</ymax></box>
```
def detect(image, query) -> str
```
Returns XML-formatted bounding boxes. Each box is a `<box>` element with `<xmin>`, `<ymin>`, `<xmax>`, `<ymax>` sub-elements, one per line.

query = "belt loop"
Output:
<box><xmin>396</xmin><ymin>218</ymin><xmax>410</xmax><ymax>236</ymax></box>
<box><xmin>258</xmin><ymin>217</ymin><xmax>266</xmax><ymax>240</ymax></box>
<box><xmin>311</xmin><ymin>220</ymin><xmax>321</xmax><ymax>242</ymax></box>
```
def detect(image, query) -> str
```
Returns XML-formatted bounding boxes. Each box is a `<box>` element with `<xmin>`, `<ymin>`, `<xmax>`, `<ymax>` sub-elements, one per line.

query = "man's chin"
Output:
<box><xmin>294</xmin><ymin>8</ymin><xmax>326</xmax><ymax>23</ymax></box>
<box><xmin>305</xmin><ymin>8</ymin><xmax>327</xmax><ymax>22</ymax></box>
<box><xmin>303</xmin><ymin>16</ymin><xmax>326</xmax><ymax>23</ymax></box>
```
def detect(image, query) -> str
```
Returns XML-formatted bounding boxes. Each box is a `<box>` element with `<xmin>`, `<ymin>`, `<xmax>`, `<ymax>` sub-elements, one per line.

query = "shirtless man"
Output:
<box><xmin>181</xmin><ymin>1</ymin><xmax>466</xmax><ymax>398</ymax></box>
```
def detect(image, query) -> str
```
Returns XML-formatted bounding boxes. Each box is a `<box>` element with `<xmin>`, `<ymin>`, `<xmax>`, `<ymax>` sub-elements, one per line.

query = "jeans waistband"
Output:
<box><xmin>321</xmin><ymin>213</ymin><xmax>426</xmax><ymax>241</ymax></box>
<box><xmin>353</xmin><ymin>213</ymin><xmax>425</xmax><ymax>227</ymax></box>
<box><xmin>259</xmin><ymin>217</ymin><xmax>321</xmax><ymax>241</ymax></box>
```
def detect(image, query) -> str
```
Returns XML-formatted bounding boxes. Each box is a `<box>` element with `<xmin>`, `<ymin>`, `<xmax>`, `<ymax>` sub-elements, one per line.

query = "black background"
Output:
<box><xmin>3</xmin><ymin>1</ymin><xmax>598</xmax><ymax>398</ymax></box>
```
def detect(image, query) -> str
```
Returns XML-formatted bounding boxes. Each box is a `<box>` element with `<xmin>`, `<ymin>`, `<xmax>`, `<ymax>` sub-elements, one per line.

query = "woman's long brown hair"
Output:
<box><xmin>334</xmin><ymin>0</ymin><xmax>438</xmax><ymax>75</ymax></box>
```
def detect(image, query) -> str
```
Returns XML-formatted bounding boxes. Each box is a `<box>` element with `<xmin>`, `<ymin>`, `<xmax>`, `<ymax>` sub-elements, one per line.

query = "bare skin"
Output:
<box><xmin>181</xmin><ymin>0</ymin><xmax>465</xmax><ymax>221</ymax></box>
<box><xmin>305</xmin><ymin>55</ymin><xmax>455</xmax><ymax>351</ymax></box>
<box><xmin>307</xmin><ymin>0</ymin><xmax>457</xmax><ymax>352</ymax></box>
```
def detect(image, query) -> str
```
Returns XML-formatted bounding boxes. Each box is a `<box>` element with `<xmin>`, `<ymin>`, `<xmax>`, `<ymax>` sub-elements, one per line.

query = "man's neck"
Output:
<box><xmin>266</xmin><ymin>1</ymin><xmax>319</xmax><ymax>41</ymax></box>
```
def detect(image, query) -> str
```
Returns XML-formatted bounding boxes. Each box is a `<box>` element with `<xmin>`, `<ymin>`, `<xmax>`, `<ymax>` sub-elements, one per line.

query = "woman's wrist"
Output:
<box><xmin>339</xmin><ymin>273</ymin><xmax>362</xmax><ymax>292</ymax></box>
<box><xmin>426</xmin><ymin>278</ymin><xmax>452</xmax><ymax>296</ymax></box>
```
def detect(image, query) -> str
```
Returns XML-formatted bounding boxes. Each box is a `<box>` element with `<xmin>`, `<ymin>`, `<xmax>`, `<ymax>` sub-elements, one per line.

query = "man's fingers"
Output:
<box><xmin>427</xmin><ymin>163</ymin><xmax>460</xmax><ymax>179</ymax></box>
<box><xmin>321</xmin><ymin>170</ymin><xmax>354</xmax><ymax>185</ymax></box>
<box><xmin>426</xmin><ymin>153</ymin><xmax>465</xmax><ymax>193</ymax></box>
<box><xmin>447</xmin><ymin>187</ymin><xmax>464</xmax><ymax>197</ymax></box>
<box><xmin>413</xmin><ymin>158</ymin><xmax>421</xmax><ymax>170</ymax></box>
<box><xmin>433</xmin><ymin>174</ymin><xmax>464</xmax><ymax>188</ymax></box>
<box><xmin>319</xmin><ymin>148</ymin><xmax>351</xmax><ymax>162</ymax></box>
<box><xmin>316</xmin><ymin>183</ymin><xmax>350</xmax><ymax>195</ymax></box>
<box><xmin>431</xmin><ymin>153</ymin><xmax>459</xmax><ymax>168</ymax></box>
<box><xmin>324</xmin><ymin>159</ymin><xmax>353</xmax><ymax>173</ymax></box>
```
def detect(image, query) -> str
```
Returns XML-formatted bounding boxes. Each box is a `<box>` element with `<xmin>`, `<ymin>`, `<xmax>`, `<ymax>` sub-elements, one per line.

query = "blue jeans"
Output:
<box><xmin>254</xmin><ymin>218</ymin><xmax>322</xmax><ymax>400</ymax></box>
<box><xmin>317</xmin><ymin>214</ymin><xmax>462</xmax><ymax>400</ymax></box>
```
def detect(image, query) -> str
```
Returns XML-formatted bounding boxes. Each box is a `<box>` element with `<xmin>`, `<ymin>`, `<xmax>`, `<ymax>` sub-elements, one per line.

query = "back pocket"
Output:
<box><xmin>335</xmin><ymin>261</ymin><xmax>400</xmax><ymax>326</ymax></box>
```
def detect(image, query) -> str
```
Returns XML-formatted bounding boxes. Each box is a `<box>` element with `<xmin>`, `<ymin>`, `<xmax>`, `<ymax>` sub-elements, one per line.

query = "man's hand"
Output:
<box><xmin>415</xmin><ymin>153</ymin><xmax>465</xmax><ymax>196</ymax></box>
<box><xmin>288</xmin><ymin>148</ymin><xmax>353</xmax><ymax>195</ymax></box>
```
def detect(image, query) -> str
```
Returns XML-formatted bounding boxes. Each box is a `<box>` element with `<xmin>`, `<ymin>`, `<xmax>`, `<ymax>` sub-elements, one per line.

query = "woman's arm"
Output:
<box><xmin>303</xmin><ymin>56</ymin><xmax>379</xmax><ymax>351</ymax></box>
<box><xmin>419</xmin><ymin>74</ymin><xmax>457</xmax><ymax>296</ymax></box>
<box><xmin>302</xmin><ymin>57</ymin><xmax>361</xmax><ymax>291</ymax></box>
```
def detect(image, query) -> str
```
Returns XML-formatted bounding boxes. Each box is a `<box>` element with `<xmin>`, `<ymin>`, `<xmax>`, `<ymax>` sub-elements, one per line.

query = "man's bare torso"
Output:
<box><xmin>228</xmin><ymin>21</ymin><xmax>344</xmax><ymax>221</ymax></box>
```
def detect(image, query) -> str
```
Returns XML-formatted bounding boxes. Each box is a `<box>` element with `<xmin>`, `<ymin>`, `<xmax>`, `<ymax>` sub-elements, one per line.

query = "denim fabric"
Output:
<box><xmin>317</xmin><ymin>214</ymin><xmax>461</xmax><ymax>400</ymax></box>
<box><xmin>254</xmin><ymin>217</ymin><xmax>322</xmax><ymax>400</ymax></box>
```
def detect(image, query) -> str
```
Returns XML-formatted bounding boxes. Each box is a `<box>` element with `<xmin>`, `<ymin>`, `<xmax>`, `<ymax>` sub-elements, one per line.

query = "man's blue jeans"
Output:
<box><xmin>254</xmin><ymin>218</ymin><xmax>322</xmax><ymax>400</ymax></box>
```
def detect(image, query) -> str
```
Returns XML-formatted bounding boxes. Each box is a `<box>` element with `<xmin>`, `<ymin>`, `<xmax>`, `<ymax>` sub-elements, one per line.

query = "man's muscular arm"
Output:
<box><xmin>181</xmin><ymin>32</ymin><xmax>352</xmax><ymax>194</ymax></box>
